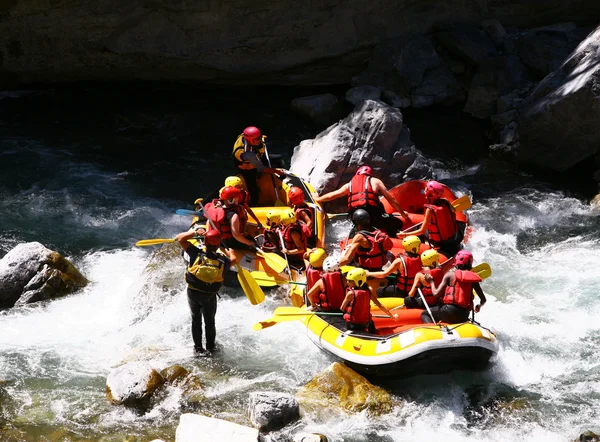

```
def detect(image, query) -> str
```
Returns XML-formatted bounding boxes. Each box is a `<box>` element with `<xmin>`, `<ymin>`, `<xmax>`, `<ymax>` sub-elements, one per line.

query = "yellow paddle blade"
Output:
<box><xmin>340</xmin><ymin>265</ymin><xmax>355</xmax><ymax>274</ymax></box>
<box><xmin>290</xmin><ymin>284</ymin><xmax>305</xmax><ymax>307</ymax></box>
<box><xmin>237</xmin><ymin>267</ymin><xmax>265</xmax><ymax>305</ymax></box>
<box><xmin>250</xmin><ymin>271</ymin><xmax>287</xmax><ymax>287</ymax></box>
<box><xmin>255</xmin><ymin>250</ymin><xmax>288</xmax><ymax>274</ymax></box>
<box><xmin>473</xmin><ymin>262</ymin><xmax>492</xmax><ymax>280</ymax></box>
<box><xmin>452</xmin><ymin>195</ymin><xmax>472</xmax><ymax>212</ymax></box>
<box><xmin>253</xmin><ymin>318</ymin><xmax>279</xmax><ymax>331</ymax></box>
<box><xmin>135</xmin><ymin>238</ymin><xmax>176</xmax><ymax>247</ymax></box>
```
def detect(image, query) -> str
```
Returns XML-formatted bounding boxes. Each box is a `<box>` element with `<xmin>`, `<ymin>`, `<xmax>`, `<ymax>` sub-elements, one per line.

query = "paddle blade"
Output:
<box><xmin>290</xmin><ymin>284</ymin><xmax>305</xmax><ymax>307</ymax></box>
<box><xmin>253</xmin><ymin>318</ymin><xmax>279</xmax><ymax>331</ymax></box>
<box><xmin>237</xmin><ymin>267</ymin><xmax>266</xmax><ymax>305</ymax></box>
<box><xmin>250</xmin><ymin>271</ymin><xmax>287</xmax><ymax>287</ymax></box>
<box><xmin>255</xmin><ymin>250</ymin><xmax>288</xmax><ymax>274</ymax></box>
<box><xmin>175</xmin><ymin>209</ymin><xmax>205</xmax><ymax>217</ymax></box>
<box><xmin>452</xmin><ymin>195</ymin><xmax>472</xmax><ymax>212</ymax></box>
<box><xmin>473</xmin><ymin>262</ymin><xmax>492</xmax><ymax>280</ymax></box>
<box><xmin>327</xmin><ymin>212</ymin><xmax>348</xmax><ymax>220</ymax></box>
<box><xmin>135</xmin><ymin>238</ymin><xmax>176</xmax><ymax>247</ymax></box>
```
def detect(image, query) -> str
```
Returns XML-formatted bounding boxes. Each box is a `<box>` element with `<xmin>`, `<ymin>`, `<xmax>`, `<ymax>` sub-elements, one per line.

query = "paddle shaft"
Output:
<box><xmin>418</xmin><ymin>288</ymin><xmax>436</xmax><ymax>323</ymax></box>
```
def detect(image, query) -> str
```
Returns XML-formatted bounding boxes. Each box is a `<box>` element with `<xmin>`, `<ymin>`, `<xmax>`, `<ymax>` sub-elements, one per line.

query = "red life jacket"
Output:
<box><xmin>424</xmin><ymin>199</ymin><xmax>458</xmax><ymax>243</ymax></box>
<box><xmin>317</xmin><ymin>271</ymin><xmax>345</xmax><ymax>311</ymax></box>
<box><xmin>347</xmin><ymin>175</ymin><xmax>382</xmax><ymax>210</ymax></box>
<box><xmin>355</xmin><ymin>229</ymin><xmax>392</xmax><ymax>271</ymax></box>
<box><xmin>239</xmin><ymin>189</ymin><xmax>250</xmax><ymax>206</ymax></box>
<box><xmin>442</xmin><ymin>269</ymin><xmax>482</xmax><ymax>309</ymax></box>
<box><xmin>294</xmin><ymin>204</ymin><xmax>313</xmax><ymax>238</ymax></box>
<box><xmin>343</xmin><ymin>287</ymin><xmax>371</xmax><ymax>324</ymax></box>
<box><xmin>204</xmin><ymin>200</ymin><xmax>226</xmax><ymax>235</ymax></box>
<box><xmin>214</xmin><ymin>205</ymin><xmax>245</xmax><ymax>240</ymax></box>
<box><xmin>395</xmin><ymin>253</ymin><xmax>422</xmax><ymax>293</ymax></box>
<box><xmin>306</xmin><ymin>265</ymin><xmax>322</xmax><ymax>292</ymax></box>
<box><xmin>281</xmin><ymin>222</ymin><xmax>308</xmax><ymax>250</ymax></box>
<box><xmin>419</xmin><ymin>267</ymin><xmax>444</xmax><ymax>305</ymax></box>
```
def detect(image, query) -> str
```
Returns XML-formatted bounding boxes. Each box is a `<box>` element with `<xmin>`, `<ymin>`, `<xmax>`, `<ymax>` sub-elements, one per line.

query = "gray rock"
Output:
<box><xmin>491</xmin><ymin>110</ymin><xmax>519</xmax><ymax>129</ymax></box>
<box><xmin>248</xmin><ymin>391</ymin><xmax>300</xmax><ymax>432</ymax></box>
<box><xmin>394</xmin><ymin>37</ymin><xmax>443</xmax><ymax>89</ymax></box>
<box><xmin>435</xmin><ymin>28</ymin><xmax>497</xmax><ymax>66</ymax></box>
<box><xmin>410</xmin><ymin>64</ymin><xmax>462</xmax><ymax>108</ymax></box>
<box><xmin>0</xmin><ymin>242</ymin><xmax>88</xmax><ymax>309</ymax></box>
<box><xmin>496</xmin><ymin>94</ymin><xmax>515</xmax><ymax>113</ymax></box>
<box><xmin>382</xmin><ymin>90</ymin><xmax>411</xmax><ymax>108</ymax></box>
<box><xmin>516</xmin><ymin>31</ymin><xmax>579</xmax><ymax>78</ymax></box>
<box><xmin>289</xmin><ymin>100</ymin><xmax>432</xmax><ymax>211</ymax></box>
<box><xmin>500</xmin><ymin>122</ymin><xmax>518</xmax><ymax>144</ymax></box>
<box><xmin>574</xmin><ymin>431</ymin><xmax>600</xmax><ymax>442</ymax></box>
<box><xmin>519</xmin><ymin>25</ymin><xmax>600</xmax><ymax>173</ymax></box>
<box><xmin>489</xmin><ymin>143</ymin><xmax>517</xmax><ymax>161</ymax></box>
<box><xmin>106</xmin><ymin>362</ymin><xmax>165</xmax><ymax>406</ymax></box>
<box><xmin>176</xmin><ymin>414</ymin><xmax>258</xmax><ymax>442</ymax></box>
<box><xmin>481</xmin><ymin>19</ymin><xmax>506</xmax><ymax>46</ymax></box>
<box><xmin>345</xmin><ymin>85</ymin><xmax>382</xmax><ymax>106</ymax></box>
<box><xmin>293</xmin><ymin>433</ymin><xmax>329</xmax><ymax>442</ymax></box>
<box><xmin>290</xmin><ymin>94</ymin><xmax>346</xmax><ymax>127</ymax></box>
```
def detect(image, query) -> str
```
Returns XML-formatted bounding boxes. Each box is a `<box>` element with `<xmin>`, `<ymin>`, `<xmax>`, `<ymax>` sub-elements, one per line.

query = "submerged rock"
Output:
<box><xmin>0</xmin><ymin>242</ymin><xmax>88</xmax><ymax>309</ymax></box>
<box><xmin>575</xmin><ymin>431</ymin><xmax>600</xmax><ymax>442</ymax></box>
<box><xmin>290</xmin><ymin>99</ymin><xmax>432</xmax><ymax>211</ymax></box>
<box><xmin>161</xmin><ymin>365</ymin><xmax>205</xmax><ymax>405</ymax></box>
<box><xmin>293</xmin><ymin>434</ymin><xmax>328</xmax><ymax>442</ymax></box>
<box><xmin>248</xmin><ymin>391</ymin><xmax>300</xmax><ymax>432</ymax></box>
<box><xmin>106</xmin><ymin>362</ymin><xmax>165</xmax><ymax>406</ymax></box>
<box><xmin>175</xmin><ymin>413</ymin><xmax>258</xmax><ymax>442</ymax></box>
<box><xmin>296</xmin><ymin>362</ymin><xmax>393</xmax><ymax>417</ymax></box>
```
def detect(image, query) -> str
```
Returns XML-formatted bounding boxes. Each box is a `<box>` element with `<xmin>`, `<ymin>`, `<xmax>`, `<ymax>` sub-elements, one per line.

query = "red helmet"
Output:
<box><xmin>455</xmin><ymin>250</ymin><xmax>473</xmax><ymax>266</ymax></box>
<box><xmin>242</xmin><ymin>126</ymin><xmax>262</xmax><ymax>145</ymax></box>
<box><xmin>425</xmin><ymin>180</ymin><xmax>444</xmax><ymax>200</ymax></box>
<box><xmin>288</xmin><ymin>187</ymin><xmax>305</xmax><ymax>205</ymax></box>
<box><xmin>204</xmin><ymin>230</ymin><xmax>221</xmax><ymax>246</ymax></box>
<box><xmin>220</xmin><ymin>186</ymin><xmax>241</xmax><ymax>201</ymax></box>
<box><xmin>356</xmin><ymin>166</ymin><xmax>372</xmax><ymax>176</ymax></box>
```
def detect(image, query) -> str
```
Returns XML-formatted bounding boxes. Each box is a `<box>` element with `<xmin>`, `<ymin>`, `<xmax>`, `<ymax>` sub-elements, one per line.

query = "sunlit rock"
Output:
<box><xmin>519</xmin><ymin>25</ymin><xmax>600</xmax><ymax>176</ymax></box>
<box><xmin>175</xmin><ymin>413</ymin><xmax>258</xmax><ymax>442</ymax></box>
<box><xmin>106</xmin><ymin>362</ymin><xmax>165</xmax><ymax>406</ymax></box>
<box><xmin>290</xmin><ymin>99</ymin><xmax>432</xmax><ymax>211</ymax></box>
<box><xmin>590</xmin><ymin>194</ymin><xmax>600</xmax><ymax>211</ymax></box>
<box><xmin>0</xmin><ymin>242</ymin><xmax>88</xmax><ymax>309</ymax></box>
<box><xmin>161</xmin><ymin>365</ymin><xmax>205</xmax><ymax>405</ymax></box>
<box><xmin>296</xmin><ymin>362</ymin><xmax>393</xmax><ymax>416</ymax></box>
<box><xmin>248</xmin><ymin>391</ymin><xmax>300</xmax><ymax>432</ymax></box>
<box><xmin>293</xmin><ymin>433</ymin><xmax>329</xmax><ymax>442</ymax></box>
<box><xmin>574</xmin><ymin>431</ymin><xmax>600</xmax><ymax>442</ymax></box>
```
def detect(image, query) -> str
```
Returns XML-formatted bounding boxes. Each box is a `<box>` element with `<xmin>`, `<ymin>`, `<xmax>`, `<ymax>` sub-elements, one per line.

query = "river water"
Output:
<box><xmin>1</xmin><ymin>85</ymin><xmax>599</xmax><ymax>441</ymax></box>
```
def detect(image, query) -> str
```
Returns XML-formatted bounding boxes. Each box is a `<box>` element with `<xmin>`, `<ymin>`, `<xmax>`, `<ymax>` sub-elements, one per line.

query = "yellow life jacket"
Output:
<box><xmin>186</xmin><ymin>248</ymin><xmax>226</xmax><ymax>291</ymax></box>
<box><xmin>232</xmin><ymin>134</ymin><xmax>266</xmax><ymax>170</ymax></box>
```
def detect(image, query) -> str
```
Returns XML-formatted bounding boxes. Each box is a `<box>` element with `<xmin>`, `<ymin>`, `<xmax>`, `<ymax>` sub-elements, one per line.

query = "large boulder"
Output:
<box><xmin>106</xmin><ymin>362</ymin><xmax>165</xmax><ymax>406</ymax></box>
<box><xmin>2</xmin><ymin>1</ymin><xmax>600</xmax><ymax>87</ymax></box>
<box><xmin>0</xmin><ymin>242</ymin><xmax>88</xmax><ymax>309</ymax></box>
<box><xmin>160</xmin><ymin>365</ymin><xmax>205</xmax><ymax>406</ymax></box>
<box><xmin>519</xmin><ymin>25</ymin><xmax>600</xmax><ymax>174</ymax></box>
<box><xmin>175</xmin><ymin>414</ymin><xmax>258</xmax><ymax>442</ymax></box>
<box><xmin>290</xmin><ymin>94</ymin><xmax>347</xmax><ymax>127</ymax></box>
<box><xmin>296</xmin><ymin>362</ymin><xmax>393</xmax><ymax>417</ymax></box>
<box><xmin>289</xmin><ymin>99</ymin><xmax>432</xmax><ymax>211</ymax></box>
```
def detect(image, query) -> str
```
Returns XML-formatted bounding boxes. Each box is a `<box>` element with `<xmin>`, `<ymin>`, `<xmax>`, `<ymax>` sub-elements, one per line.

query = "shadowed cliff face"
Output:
<box><xmin>1</xmin><ymin>0</ymin><xmax>600</xmax><ymax>87</ymax></box>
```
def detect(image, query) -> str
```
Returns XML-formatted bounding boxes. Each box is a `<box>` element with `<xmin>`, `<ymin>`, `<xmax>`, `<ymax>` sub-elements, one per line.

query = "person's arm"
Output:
<box><xmin>367</xmin><ymin>257</ymin><xmax>401</xmax><ymax>279</ymax></box>
<box><xmin>230</xmin><ymin>213</ymin><xmax>255</xmax><ymax>247</ymax></box>
<box><xmin>396</xmin><ymin>207</ymin><xmax>432</xmax><ymax>238</ymax></box>
<box><xmin>307</xmin><ymin>279</ymin><xmax>325</xmax><ymax>309</ymax></box>
<box><xmin>314</xmin><ymin>183</ymin><xmax>350</xmax><ymax>203</ymax></box>
<box><xmin>473</xmin><ymin>282</ymin><xmax>486</xmax><ymax>312</ymax></box>
<box><xmin>340</xmin><ymin>290</ymin><xmax>353</xmax><ymax>311</ymax></box>
<box><xmin>373</xmin><ymin>179</ymin><xmax>410</xmax><ymax>220</ymax></box>
<box><xmin>339</xmin><ymin>235</ymin><xmax>365</xmax><ymax>266</ymax></box>
<box><xmin>243</xmin><ymin>204</ymin><xmax>263</xmax><ymax>229</ymax></box>
<box><xmin>431</xmin><ymin>272</ymin><xmax>452</xmax><ymax>298</ymax></box>
<box><xmin>241</xmin><ymin>151</ymin><xmax>266</xmax><ymax>173</ymax></box>
<box><xmin>176</xmin><ymin>230</ymin><xmax>200</xmax><ymax>251</ymax></box>
<box><xmin>369</xmin><ymin>287</ymin><xmax>398</xmax><ymax>320</ymax></box>
<box><xmin>298</xmin><ymin>211</ymin><xmax>313</xmax><ymax>231</ymax></box>
<box><xmin>224</xmin><ymin>248</ymin><xmax>237</xmax><ymax>267</ymax></box>
<box><xmin>408</xmin><ymin>272</ymin><xmax>427</xmax><ymax>297</ymax></box>
<box><xmin>281</xmin><ymin>231</ymin><xmax>305</xmax><ymax>255</ymax></box>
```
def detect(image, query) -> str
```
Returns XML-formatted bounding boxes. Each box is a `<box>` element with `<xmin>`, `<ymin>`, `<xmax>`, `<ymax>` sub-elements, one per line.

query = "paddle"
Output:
<box><xmin>327</xmin><ymin>212</ymin><xmax>348</xmax><ymax>220</ymax></box>
<box><xmin>452</xmin><ymin>195</ymin><xmax>471</xmax><ymax>212</ymax></box>
<box><xmin>198</xmin><ymin>199</ymin><xmax>266</xmax><ymax>305</ymax></box>
<box><xmin>254</xmin><ymin>248</ymin><xmax>288</xmax><ymax>274</ymax></box>
<box><xmin>250</xmin><ymin>271</ymin><xmax>306</xmax><ymax>286</ymax></box>
<box><xmin>237</xmin><ymin>266</ymin><xmax>265</xmax><ymax>306</ymax></box>
<box><xmin>473</xmin><ymin>262</ymin><xmax>491</xmax><ymax>280</ymax></box>
<box><xmin>253</xmin><ymin>306</ymin><xmax>391</xmax><ymax>331</ymax></box>
<box><xmin>263</xmin><ymin>141</ymin><xmax>285</xmax><ymax>207</ymax></box>
<box><xmin>277</xmin><ymin>230</ymin><xmax>293</xmax><ymax>280</ymax></box>
<box><xmin>176</xmin><ymin>209</ymin><xmax>205</xmax><ymax>217</ymax></box>
<box><xmin>136</xmin><ymin>238</ymin><xmax>177</xmax><ymax>247</ymax></box>
<box><xmin>417</xmin><ymin>288</ymin><xmax>436</xmax><ymax>324</ymax></box>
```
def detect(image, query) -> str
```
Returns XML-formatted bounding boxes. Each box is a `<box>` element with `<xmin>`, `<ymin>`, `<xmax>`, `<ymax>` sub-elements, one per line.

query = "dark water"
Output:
<box><xmin>1</xmin><ymin>84</ymin><xmax>599</xmax><ymax>442</ymax></box>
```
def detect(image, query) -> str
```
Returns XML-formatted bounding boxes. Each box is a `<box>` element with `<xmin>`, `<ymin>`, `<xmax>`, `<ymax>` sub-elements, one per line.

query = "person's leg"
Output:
<box><xmin>421</xmin><ymin>305</ymin><xmax>441</xmax><ymax>323</ymax></box>
<box><xmin>376</xmin><ymin>285</ymin><xmax>406</xmax><ymax>298</ymax></box>
<box><xmin>404</xmin><ymin>296</ymin><xmax>424</xmax><ymax>309</ymax></box>
<box><xmin>187</xmin><ymin>289</ymin><xmax>205</xmax><ymax>352</ymax></box>
<box><xmin>439</xmin><ymin>304</ymin><xmax>470</xmax><ymax>324</ymax></box>
<box><xmin>199</xmin><ymin>293</ymin><xmax>218</xmax><ymax>352</ymax></box>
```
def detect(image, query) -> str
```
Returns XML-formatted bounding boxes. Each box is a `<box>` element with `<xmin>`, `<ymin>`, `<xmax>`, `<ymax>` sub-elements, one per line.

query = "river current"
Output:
<box><xmin>1</xmin><ymin>85</ymin><xmax>599</xmax><ymax>441</ymax></box>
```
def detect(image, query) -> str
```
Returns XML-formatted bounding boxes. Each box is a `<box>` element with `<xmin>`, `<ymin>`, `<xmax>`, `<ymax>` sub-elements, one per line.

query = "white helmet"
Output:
<box><xmin>322</xmin><ymin>257</ymin><xmax>340</xmax><ymax>273</ymax></box>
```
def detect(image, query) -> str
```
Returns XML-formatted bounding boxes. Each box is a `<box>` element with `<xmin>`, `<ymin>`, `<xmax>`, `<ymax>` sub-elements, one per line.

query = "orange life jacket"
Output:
<box><xmin>355</xmin><ymin>229</ymin><xmax>392</xmax><ymax>271</ymax></box>
<box><xmin>318</xmin><ymin>271</ymin><xmax>345</xmax><ymax>311</ymax></box>
<box><xmin>395</xmin><ymin>253</ymin><xmax>422</xmax><ymax>293</ymax></box>
<box><xmin>442</xmin><ymin>269</ymin><xmax>482</xmax><ymax>309</ymax></box>
<box><xmin>343</xmin><ymin>286</ymin><xmax>371</xmax><ymax>324</ymax></box>
<box><xmin>347</xmin><ymin>175</ymin><xmax>382</xmax><ymax>211</ymax></box>
<box><xmin>306</xmin><ymin>265</ymin><xmax>322</xmax><ymax>292</ymax></box>
<box><xmin>424</xmin><ymin>199</ymin><xmax>458</xmax><ymax>243</ymax></box>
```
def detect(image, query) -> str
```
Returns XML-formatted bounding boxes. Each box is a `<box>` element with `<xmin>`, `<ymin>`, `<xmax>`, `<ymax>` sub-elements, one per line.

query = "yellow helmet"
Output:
<box><xmin>225</xmin><ymin>176</ymin><xmax>243</xmax><ymax>188</ymax></box>
<box><xmin>280</xmin><ymin>208</ymin><xmax>296</xmax><ymax>225</ymax></box>
<box><xmin>421</xmin><ymin>249</ymin><xmax>439</xmax><ymax>268</ymax></box>
<box><xmin>309</xmin><ymin>248</ymin><xmax>328</xmax><ymax>268</ymax></box>
<box><xmin>266</xmin><ymin>209</ymin><xmax>281</xmax><ymax>226</ymax></box>
<box><xmin>346</xmin><ymin>267</ymin><xmax>367</xmax><ymax>287</ymax></box>
<box><xmin>402</xmin><ymin>235</ymin><xmax>421</xmax><ymax>254</ymax></box>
